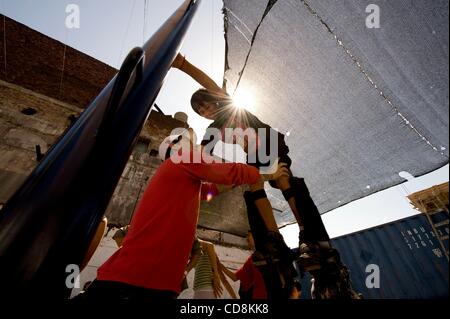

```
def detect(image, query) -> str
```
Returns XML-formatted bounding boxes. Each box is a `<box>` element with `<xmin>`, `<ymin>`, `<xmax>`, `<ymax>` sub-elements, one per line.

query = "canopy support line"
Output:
<box><xmin>227</xmin><ymin>0</ymin><xmax>278</xmax><ymax>94</ymax></box>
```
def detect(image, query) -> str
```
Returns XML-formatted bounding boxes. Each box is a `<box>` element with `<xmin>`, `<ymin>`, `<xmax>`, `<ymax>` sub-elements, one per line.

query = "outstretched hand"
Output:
<box><xmin>272</xmin><ymin>162</ymin><xmax>290</xmax><ymax>180</ymax></box>
<box><xmin>262</xmin><ymin>162</ymin><xmax>290</xmax><ymax>181</ymax></box>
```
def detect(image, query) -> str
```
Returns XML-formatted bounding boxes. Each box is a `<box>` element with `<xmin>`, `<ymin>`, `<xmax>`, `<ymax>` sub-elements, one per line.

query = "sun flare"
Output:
<box><xmin>232</xmin><ymin>87</ymin><xmax>256</xmax><ymax>112</ymax></box>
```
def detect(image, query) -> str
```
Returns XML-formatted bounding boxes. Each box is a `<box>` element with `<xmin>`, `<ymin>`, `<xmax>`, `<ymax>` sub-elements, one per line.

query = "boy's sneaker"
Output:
<box><xmin>297</xmin><ymin>242</ymin><xmax>322</xmax><ymax>271</ymax></box>
<box><xmin>266</xmin><ymin>231</ymin><xmax>295</xmax><ymax>262</ymax></box>
<box><xmin>251</xmin><ymin>250</ymin><xmax>280</xmax><ymax>266</ymax></box>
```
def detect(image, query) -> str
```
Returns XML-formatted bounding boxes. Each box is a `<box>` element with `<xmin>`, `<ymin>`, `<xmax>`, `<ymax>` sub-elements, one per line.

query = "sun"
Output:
<box><xmin>232</xmin><ymin>87</ymin><xmax>256</xmax><ymax>112</ymax></box>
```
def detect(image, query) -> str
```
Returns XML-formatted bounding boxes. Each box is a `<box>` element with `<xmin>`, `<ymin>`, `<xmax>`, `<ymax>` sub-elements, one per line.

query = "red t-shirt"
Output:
<box><xmin>235</xmin><ymin>256</ymin><xmax>267</xmax><ymax>299</ymax></box>
<box><xmin>97</xmin><ymin>150</ymin><xmax>260</xmax><ymax>293</ymax></box>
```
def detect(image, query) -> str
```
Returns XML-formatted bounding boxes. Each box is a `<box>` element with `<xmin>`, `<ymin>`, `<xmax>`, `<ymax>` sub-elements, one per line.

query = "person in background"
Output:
<box><xmin>185</xmin><ymin>238</ymin><xmax>222</xmax><ymax>299</ymax></box>
<box><xmin>219</xmin><ymin>231</ymin><xmax>302</xmax><ymax>300</ymax></box>
<box><xmin>112</xmin><ymin>225</ymin><xmax>130</xmax><ymax>248</ymax></box>
<box><xmin>219</xmin><ymin>231</ymin><xmax>268</xmax><ymax>299</ymax></box>
<box><xmin>290</xmin><ymin>281</ymin><xmax>302</xmax><ymax>299</ymax></box>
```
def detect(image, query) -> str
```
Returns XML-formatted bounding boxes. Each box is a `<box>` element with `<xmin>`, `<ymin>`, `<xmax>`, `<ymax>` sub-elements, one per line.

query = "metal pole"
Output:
<box><xmin>0</xmin><ymin>0</ymin><xmax>201</xmax><ymax>299</ymax></box>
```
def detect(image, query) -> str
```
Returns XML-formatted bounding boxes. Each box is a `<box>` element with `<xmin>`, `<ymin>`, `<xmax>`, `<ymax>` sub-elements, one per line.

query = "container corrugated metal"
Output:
<box><xmin>429</xmin><ymin>211</ymin><xmax>449</xmax><ymax>252</ymax></box>
<box><xmin>298</xmin><ymin>214</ymin><xmax>449</xmax><ymax>299</ymax></box>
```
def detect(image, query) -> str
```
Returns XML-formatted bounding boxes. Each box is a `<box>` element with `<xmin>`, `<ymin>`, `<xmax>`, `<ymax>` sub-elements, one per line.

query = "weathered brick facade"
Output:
<box><xmin>0</xmin><ymin>77</ymin><xmax>190</xmax><ymax>224</ymax></box>
<box><xmin>0</xmin><ymin>80</ymin><xmax>82</xmax><ymax>202</ymax></box>
<box><xmin>0</xmin><ymin>14</ymin><xmax>116</xmax><ymax>108</ymax></box>
<box><xmin>0</xmin><ymin>15</ymin><xmax>250</xmax><ymax>242</ymax></box>
<box><xmin>105</xmin><ymin>111</ymin><xmax>189</xmax><ymax>226</ymax></box>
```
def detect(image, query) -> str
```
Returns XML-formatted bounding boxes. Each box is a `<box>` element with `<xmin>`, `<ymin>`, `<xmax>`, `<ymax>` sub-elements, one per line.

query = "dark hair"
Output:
<box><xmin>190</xmin><ymin>89</ymin><xmax>233</xmax><ymax>114</ymax></box>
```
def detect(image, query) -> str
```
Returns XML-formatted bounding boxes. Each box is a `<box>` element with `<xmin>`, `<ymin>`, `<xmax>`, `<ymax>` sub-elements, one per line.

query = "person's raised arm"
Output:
<box><xmin>202</xmin><ymin>241</ymin><xmax>223</xmax><ymax>298</ymax></box>
<box><xmin>172</xmin><ymin>54</ymin><xmax>226</xmax><ymax>95</ymax></box>
<box><xmin>182</xmin><ymin>160</ymin><xmax>261</xmax><ymax>187</ymax></box>
<box><xmin>217</xmin><ymin>262</ymin><xmax>238</xmax><ymax>299</ymax></box>
<box><xmin>182</xmin><ymin>159</ymin><xmax>290</xmax><ymax>187</ymax></box>
<box><xmin>219</xmin><ymin>262</ymin><xmax>238</xmax><ymax>282</ymax></box>
<box><xmin>185</xmin><ymin>250</ymin><xmax>200</xmax><ymax>275</ymax></box>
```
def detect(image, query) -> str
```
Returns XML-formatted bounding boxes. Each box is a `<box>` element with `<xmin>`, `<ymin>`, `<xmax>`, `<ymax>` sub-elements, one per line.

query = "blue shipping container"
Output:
<box><xmin>298</xmin><ymin>213</ymin><xmax>449</xmax><ymax>299</ymax></box>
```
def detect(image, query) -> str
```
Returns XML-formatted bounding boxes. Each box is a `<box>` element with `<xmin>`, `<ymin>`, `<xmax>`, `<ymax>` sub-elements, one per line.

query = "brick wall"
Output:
<box><xmin>104</xmin><ymin>111</ymin><xmax>189</xmax><ymax>225</ymax></box>
<box><xmin>0</xmin><ymin>14</ymin><xmax>250</xmax><ymax>240</ymax></box>
<box><xmin>0</xmin><ymin>80</ymin><xmax>82</xmax><ymax>203</ymax></box>
<box><xmin>0</xmin><ymin>14</ymin><xmax>117</xmax><ymax>109</ymax></box>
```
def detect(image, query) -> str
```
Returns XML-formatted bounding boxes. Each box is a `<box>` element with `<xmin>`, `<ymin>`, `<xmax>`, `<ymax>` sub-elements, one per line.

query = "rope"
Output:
<box><xmin>300</xmin><ymin>0</ymin><xmax>448</xmax><ymax>160</ymax></box>
<box><xmin>117</xmin><ymin>0</ymin><xmax>137</xmax><ymax>67</ymax></box>
<box><xmin>227</xmin><ymin>20</ymin><xmax>252</xmax><ymax>45</ymax></box>
<box><xmin>58</xmin><ymin>45</ymin><xmax>67</xmax><ymax>99</ymax></box>
<box><xmin>223</xmin><ymin>7</ymin><xmax>253</xmax><ymax>37</ymax></box>
<box><xmin>211</xmin><ymin>0</ymin><xmax>214</xmax><ymax>75</ymax></box>
<box><xmin>143</xmin><ymin>0</ymin><xmax>147</xmax><ymax>45</ymax></box>
<box><xmin>3</xmin><ymin>14</ymin><xmax>7</xmax><ymax>78</ymax></box>
<box><xmin>232</xmin><ymin>0</ymin><xmax>278</xmax><ymax>95</ymax></box>
<box><xmin>59</xmin><ymin>18</ymin><xmax>69</xmax><ymax>99</ymax></box>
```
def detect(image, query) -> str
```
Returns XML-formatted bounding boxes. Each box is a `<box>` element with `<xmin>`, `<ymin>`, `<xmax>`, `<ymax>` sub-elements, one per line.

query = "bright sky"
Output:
<box><xmin>1</xmin><ymin>0</ymin><xmax>448</xmax><ymax>246</ymax></box>
<box><xmin>1</xmin><ymin>0</ymin><xmax>223</xmax><ymax>137</ymax></box>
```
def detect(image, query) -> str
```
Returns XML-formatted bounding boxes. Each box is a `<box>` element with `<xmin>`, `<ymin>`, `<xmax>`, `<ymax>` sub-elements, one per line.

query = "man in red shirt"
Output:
<box><xmin>77</xmin><ymin>129</ymin><xmax>289</xmax><ymax>301</ymax></box>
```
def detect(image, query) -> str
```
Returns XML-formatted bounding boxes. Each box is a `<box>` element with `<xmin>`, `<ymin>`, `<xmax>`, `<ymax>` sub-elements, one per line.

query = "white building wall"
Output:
<box><xmin>70</xmin><ymin>228</ymin><xmax>120</xmax><ymax>298</ymax></box>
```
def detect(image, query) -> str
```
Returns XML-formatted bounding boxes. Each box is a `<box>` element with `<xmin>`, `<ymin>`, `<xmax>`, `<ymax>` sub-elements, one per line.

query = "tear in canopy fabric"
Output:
<box><xmin>222</xmin><ymin>0</ymin><xmax>449</xmax><ymax>227</ymax></box>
